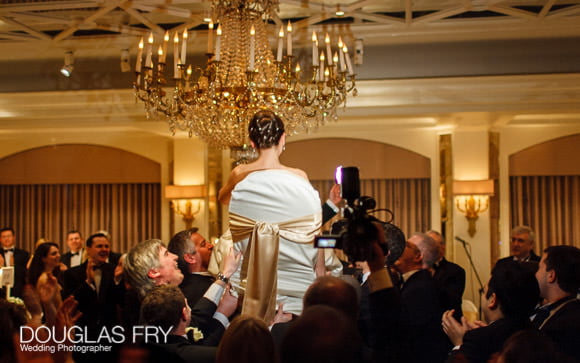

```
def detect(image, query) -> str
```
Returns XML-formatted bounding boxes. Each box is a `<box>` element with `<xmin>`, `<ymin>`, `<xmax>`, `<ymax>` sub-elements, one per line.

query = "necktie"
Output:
<box><xmin>71</xmin><ymin>252</ymin><xmax>79</xmax><ymax>256</ymax></box>
<box><xmin>3</xmin><ymin>248</ymin><xmax>14</xmax><ymax>253</ymax></box>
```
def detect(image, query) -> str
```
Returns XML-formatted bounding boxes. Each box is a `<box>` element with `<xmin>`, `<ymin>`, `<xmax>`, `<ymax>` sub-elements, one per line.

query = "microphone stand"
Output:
<box><xmin>455</xmin><ymin>237</ymin><xmax>485</xmax><ymax>320</ymax></box>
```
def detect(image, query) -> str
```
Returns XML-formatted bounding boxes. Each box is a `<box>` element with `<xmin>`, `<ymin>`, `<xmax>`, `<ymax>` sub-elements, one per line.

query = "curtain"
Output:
<box><xmin>510</xmin><ymin>176</ymin><xmax>580</xmax><ymax>251</ymax></box>
<box><xmin>311</xmin><ymin>178</ymin><xmax>431</xmax><ymax>238</ymax></box>
<box><xmin>0</xmin><ymin>183</ymin><xmax>161</xmax><ymax>254</ymax></box>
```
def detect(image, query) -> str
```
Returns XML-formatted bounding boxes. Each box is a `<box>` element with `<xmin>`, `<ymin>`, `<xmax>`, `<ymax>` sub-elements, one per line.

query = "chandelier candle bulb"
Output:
<box><xmin>180</xmin><ymin>29</ymin><xmax>188</xmax><ymax>65</ymax></box>
<box><xmin>344</xmin><ymin>45</ymin><xmax>354</xmax><ymax>75</ymax></box>
<box><xmin>287</xmin><ymin>21</ymin><xmax>292</xmax><ymax>56</ymax></box>
<box><xmin>173</xmin><ymin>32</ymin><xmax>180</xmax><ymax>78</ymax></box>
<box><xmin>249</xmin><ymin>25</ymin><xmax>255</xmax><ymax>71</ymax></box>
<box><xmin>215</xmin><ymin>25</ymin><xmax>222</xmax><ymax>61</ymax></box>
<box><xmin>277</xmin><ymin>26</ymin><xmax>284</xmax><ymax>62</ymax></box>
<box><xmin>333</xmin><ymin>52</ymin><xmax>338</xmax><ymax>66</ymax></box>
<box><xmin>145</xmin><ymin>32</ymin><xmax>153</xmax><ymax>68</ymax></box>
<box><xmin>319</xmin><ymin>53</ymin><xmax>325</xmax><ymax>81</ymax></box>
<box><xmin>162</xmin><ymin>31</ymin><xmax>169</xmax><ymax>63</ymax></box>
<box><xmin>324</xmin><ymin>67</ymin><xmax>329</xmax><ymax>81</ymax></box>
<box><xmin>135</xmin><ymin>37</ymin><xmax>143</xmax><ymax>73</ymax></box>
<box><xmin>158</xmin><ymin>46</ymin><xmax>164</xmax><ymax>64</ymax></box>
<box><xmin>325</xmin><ymin>33</ymin><xmax>332</xmax><ymax>65</ymax></box>
<box><xmin>312</xmin><ymin>31</ymin><xmax>318</xmax><ymax>66</ymax></box>
<box><xmin>338</xmin><ymin>37</ymin><xmax>345</xmax><ymax>72</ymax></box>
<box><xmin>208</xmin><ymin>21</ymin><xmax>214</xmax><ymax>54</ymax></box>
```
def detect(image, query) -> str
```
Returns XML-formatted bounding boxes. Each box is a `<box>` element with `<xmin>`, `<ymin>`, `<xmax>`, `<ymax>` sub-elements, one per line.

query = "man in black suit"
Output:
<box><xmin>60</xmin><ymin>230</ymin><xmax>85</xmax><ymax>268</ymax></box>
<box><xmin>394</xmin><ymin>232</ymin><xmax>448</xmax><ymax>363</ymax></box>
<box><xmin>1</xmin><ymin>227</ymin><xmax>30</xmax><ymax>298</ymax></box>
<box><xmin>141</xmin><ymin>285</ymin><xmax>217</xmax><ymax>363</ymax></box>
<box><xmin>496</xmin><ymin>226</ymin><xmax>540</xmax><ymax>267</ymax></box>
<box><xmin>442</xmin><ymin>261</ymin><xmax>539</xmax><ymax>363</ymax></box>
<box><xmin>427</xmin><ymin>230</ymin><xmax>466</xmax><ymax>320</ymax></box>
<box><xmin>322</xmin><ymin>184</ymin><xmax>341</xmax><ymax>224</ymax></box>
<box><xmin>62</xmin><ymin>232</ymin><xmax>121</xmax><ymax>362</ymax></box>
<box><xmin>123</xmin><ymin>239</ymin><xmax>240</xmax><ymax>346</ymax></box>
<box><xmin>532</xmin><ymin>245</ymin><xmax>580</xmax><ymax>361</ymax></box>
<box><xmin>168</xmin><ymin>228</ymin><xmax>215</xmax><ymax>307</ymax></box>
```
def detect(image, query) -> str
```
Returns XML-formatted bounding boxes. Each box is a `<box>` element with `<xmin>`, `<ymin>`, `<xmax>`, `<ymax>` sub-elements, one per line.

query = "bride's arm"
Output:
<box><xmin>218</xmin><ymin>165</ymin><xmax>244</xmax><ymax>205</ymax></box>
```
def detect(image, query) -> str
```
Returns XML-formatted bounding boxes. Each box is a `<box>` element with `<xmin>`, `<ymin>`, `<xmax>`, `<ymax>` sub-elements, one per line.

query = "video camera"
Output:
<box><xmin>314</xmin><ymin>166</ymin><xmax>405</xmax><ymax>264</ymax></box>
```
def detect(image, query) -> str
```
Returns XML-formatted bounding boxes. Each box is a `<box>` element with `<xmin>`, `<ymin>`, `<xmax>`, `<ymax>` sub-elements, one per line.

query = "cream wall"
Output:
<box><xmin>0</xmin><ymin>130</ymin><xmax>174</xmax><ymax>241</ymax></box>
<box><xmin>498</xmin><ymin>122</ymin><xmax>580</xmax><ymax>257</ymax></box>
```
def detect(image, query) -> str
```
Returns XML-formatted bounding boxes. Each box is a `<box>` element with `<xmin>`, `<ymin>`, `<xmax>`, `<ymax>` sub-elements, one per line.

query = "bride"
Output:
<box><xmin>216</xmin><ymin>110</ymin><xmax>342</xmax><ymax>322</ymax></box>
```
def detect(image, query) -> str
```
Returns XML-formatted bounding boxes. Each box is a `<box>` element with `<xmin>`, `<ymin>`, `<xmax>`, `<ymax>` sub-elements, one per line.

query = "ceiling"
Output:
<box><xmin>1</xmin><ymin>0</ymin><xmax>580</xmax><ymax>139</ymax></box>
<box><xmin>2</xmin><ymin>0</ymin><xmax>580</xmax><ymax>61</ymax></box>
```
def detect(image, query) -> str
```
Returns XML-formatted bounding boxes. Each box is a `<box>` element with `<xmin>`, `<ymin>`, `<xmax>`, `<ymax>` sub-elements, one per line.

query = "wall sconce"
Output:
<box><xmin>165</xmin><ymin>185</ymin><xmax>207</xmax><ymax>229</ymax></box>
<box><xmin>453</xmin><ymin>180</ymin><xmax>494</xmax><ymax>237</ymax></box>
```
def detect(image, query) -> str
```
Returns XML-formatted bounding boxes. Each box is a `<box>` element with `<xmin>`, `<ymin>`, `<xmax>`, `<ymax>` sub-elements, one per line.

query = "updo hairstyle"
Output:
<box><xmin>248</xmin><ymin>110</ymin><xmax>285</xmax><ymax>149</ymax></box>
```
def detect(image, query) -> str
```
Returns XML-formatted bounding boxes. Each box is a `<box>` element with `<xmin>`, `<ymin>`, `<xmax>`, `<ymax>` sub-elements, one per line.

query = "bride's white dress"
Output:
<box><xmin>210</xmin><ymin>169</ymin><xmax>342</xmax><ymax>320</ymax></box>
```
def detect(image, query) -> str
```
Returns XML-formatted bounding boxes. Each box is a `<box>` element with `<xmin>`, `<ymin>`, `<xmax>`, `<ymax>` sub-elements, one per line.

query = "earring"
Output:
<box><xmin>282</xmin><ymin>145</ymin><xmax>286</xmax><ymax>151</ymax></box>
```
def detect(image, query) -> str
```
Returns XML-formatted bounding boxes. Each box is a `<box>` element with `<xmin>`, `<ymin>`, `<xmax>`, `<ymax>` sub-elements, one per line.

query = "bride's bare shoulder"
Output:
<box><xmin>284</xmin><ymin>166</ymin><xmax>309</xmax><ymax>180</ymax></box>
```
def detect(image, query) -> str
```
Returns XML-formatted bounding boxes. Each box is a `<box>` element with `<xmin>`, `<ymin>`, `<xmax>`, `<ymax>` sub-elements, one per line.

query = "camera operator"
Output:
<box><xmin>276</xmin><ymin>221</ymin><xmax>402</xmax><ymax>363</ymax></box>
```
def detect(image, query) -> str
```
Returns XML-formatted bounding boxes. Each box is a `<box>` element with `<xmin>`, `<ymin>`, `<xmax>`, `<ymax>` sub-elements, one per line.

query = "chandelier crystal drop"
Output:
<box><xmin>134</xmin><ymin>0</ymin><xmax>357</xmax><ymax>149</ymax></box>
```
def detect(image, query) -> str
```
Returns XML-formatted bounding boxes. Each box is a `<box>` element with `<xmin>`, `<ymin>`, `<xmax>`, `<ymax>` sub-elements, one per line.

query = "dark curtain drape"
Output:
<box><xmin>311</xmin><ymin>178</ymin><xmax>431</xmax><ymax>238</ymax></box>
<box><xmin>0</xmin><ymin>183</ymin><xmax>161</xmax><ymax>254</ymax></box>
<box><xmin>510</xmin><ymin>175</ymin><xmax>580</xmax><ymax>251</ymax></box>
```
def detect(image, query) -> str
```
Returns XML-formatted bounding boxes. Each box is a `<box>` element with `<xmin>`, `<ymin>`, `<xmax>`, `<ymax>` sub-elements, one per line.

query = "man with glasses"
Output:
<box><xmin>496</xmin><ymin>226</ymin><xmax>540</xmax><ymax>268</ymax></box>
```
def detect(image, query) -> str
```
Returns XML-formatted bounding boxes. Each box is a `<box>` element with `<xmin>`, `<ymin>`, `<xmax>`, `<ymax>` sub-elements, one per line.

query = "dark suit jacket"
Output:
<box><xmin>179</xmin><ymin>273</ymin><xmax>215</xmax><ymax>307</ymax></box>
<box><xmin>1</xmin><ymin>247</ymin><xmax>30</xmax><ymax>298</ymax></box>
<box><xmin>433</xmin><ymin>258</ymin><xmax>466</xmax><ymax>319</ymax></box>
<box><xmin>147</xmin><ymin>335</ymin><xmax>216</xmax><ymax>363</ymax></box>
<box><xmin>538</xmin><ymin>297</ymin><xmax>580</xmax><ymax>362</ymax></box>
<box><xmin>62</xmin><ymin>261</ymin><xmax>121</xmax><ymax>334</ymax></box>
<box><xmin>399</xmin><ymin>269</ymin><xmax>448</xmax><ymax>363</ymax></box>
<box><xmin>322</xmin><ymin>202</ymin><xmax>338</xmax><ymax>225</ymax></box>
<box><xmin>61</xmin><ymin>249</ymin><xmax>83</xmax><ymax>268</ymax></box>
<box><xmin>495</xmin><ymin>250</ymin><xmax>540</xmax><ymax>267</ymax></box>
<box><xmin>121</xmin><ymin>287</ymin><xmax>225</xmax><ymax>347</ymax></box>
<box><xmin>448</xmin><ymin>318</ymin><xmax>529</xmax><ymax>363</ymax></box>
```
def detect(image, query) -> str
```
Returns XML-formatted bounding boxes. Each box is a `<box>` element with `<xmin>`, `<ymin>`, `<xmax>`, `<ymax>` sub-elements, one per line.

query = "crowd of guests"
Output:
<box><xmin>1</xmin><ymin>111</ymin><xmax>579</xmax><ymax>362</ymax></box>
<box><xmin>0</xmin><ymin>223</ymin><xmax>579</xmax><ymax>363</ymax></box>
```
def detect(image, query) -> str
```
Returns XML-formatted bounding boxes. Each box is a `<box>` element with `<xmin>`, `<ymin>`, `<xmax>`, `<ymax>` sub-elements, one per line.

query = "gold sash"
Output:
<box><xmin>229</xmin><ymin>212</ymin><xmax>321</xmax><ymax>323</ymax></box>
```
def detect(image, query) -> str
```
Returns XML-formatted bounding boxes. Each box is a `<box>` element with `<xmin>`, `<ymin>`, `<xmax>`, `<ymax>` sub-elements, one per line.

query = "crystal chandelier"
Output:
<box><xmin>134</xmin><ymin>0</ymin><xmax>357</xmax><ymax>149</ymax></box>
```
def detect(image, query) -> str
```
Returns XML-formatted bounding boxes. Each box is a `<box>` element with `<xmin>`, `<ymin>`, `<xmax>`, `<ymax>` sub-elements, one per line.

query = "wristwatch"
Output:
<box><xmin>217</xmin><ymin>272</ymin><xmax>229</xmax><ymax>284</ymax></box>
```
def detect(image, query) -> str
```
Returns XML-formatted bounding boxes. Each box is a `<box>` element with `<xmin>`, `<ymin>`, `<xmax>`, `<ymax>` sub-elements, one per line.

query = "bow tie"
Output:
<box><xmin>3</xmin><ymin>248</ymin><xmax>14</xmax><ymax>253</ymax></box>
<box><xmin>71</xmin><ymin>252</ymin><xmax>80</xmax><ymax>256</ymax></box>
<box><xmin>92</xmin><ymin>264</ymin><xmax>103</xmax><ymax>270</ymax></box>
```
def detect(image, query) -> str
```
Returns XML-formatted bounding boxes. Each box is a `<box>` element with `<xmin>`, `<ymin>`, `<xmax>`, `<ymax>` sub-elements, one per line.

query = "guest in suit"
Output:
<box><xmin>394</xmin><ymin>233</ymin><xmax>449</xmax><ymax>363</ymax></box>
<box><xmin>496</xmin><ymin>226</ymin><xmax>540</xmax><ymax>267</ymax></box>
<box><xmin>94</xmin><ymin>229</ymin><xmax>122</xmax><ymax>266</ymax></box>
<box><xmin>533</xmin><ymin>245</ymin><xmax>580</xmax><ymax>361</ymax></box>
<box><xmin>442</xmin><ymin>261</ymin><xmax>539</xmax><ymax>363</ymax></box>
<box><xmin>123</xmin><ymin>239</ymin><xmax>241</xmax><ymax>346</ymax></box>
<box><xmin>62</xmin><ymin>232</ymin><xmax>121</xmax><ymax>362</ymax></box>
<box><xmin>1</xmin><ymin>227</ymin><xmax>30</xmax><ymax>298</ymax></box>
<box><xmin>322</xmin><ymin>184</ymin><xmax>341</xmax><ymax>224</ymax></box>
<box><xmin>60</xmin><ymin>230</ymin><xmax>85</xmax><ymax>268</ymax></box>
<box><xmin>427</xmin><ymin>230</ymin><xmax>466</xmax><ymax>320</ymax></box>
<box><xmin>140</xmin><ymin>285</ymin><xmax>217</xmax><ymax>363</ymax></box>
<box><xmin>168</xmin><ymin>228</ymin><xmax>215</xmax><ymax>307</ymax></box>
